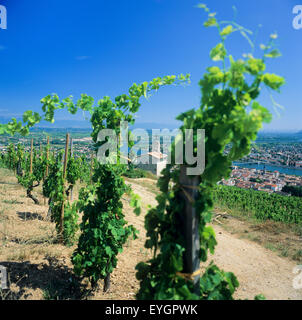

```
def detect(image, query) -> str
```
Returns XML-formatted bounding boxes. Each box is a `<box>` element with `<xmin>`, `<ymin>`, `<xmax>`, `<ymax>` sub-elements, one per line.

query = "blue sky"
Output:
<box><xmin>0</xmin><ymin>0</ymin><xmax>301</xmax><ymax>131</ymax></box>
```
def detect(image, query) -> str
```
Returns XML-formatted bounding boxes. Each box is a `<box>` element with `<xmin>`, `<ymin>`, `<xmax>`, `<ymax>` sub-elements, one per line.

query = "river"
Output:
<box><xmin>232</xmin><ymin>162</ymin><xmax>302</xmax><ymax>177</ymax></box>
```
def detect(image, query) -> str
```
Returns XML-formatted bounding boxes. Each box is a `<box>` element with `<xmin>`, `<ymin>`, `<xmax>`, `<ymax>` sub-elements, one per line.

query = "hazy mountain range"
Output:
<box><xmin>0</xmin><ymin>116</ymin><xmax>180</xmax><ymax>130</ymax></box>
<box><xmin>0</xmin><ymin>116</ymin><xmax>301</xmax><ymax>133</ymax></box>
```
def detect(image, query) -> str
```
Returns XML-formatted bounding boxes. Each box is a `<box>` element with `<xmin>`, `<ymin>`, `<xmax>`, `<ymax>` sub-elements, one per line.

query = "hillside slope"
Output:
<box><xmin>0</xmin><ymin>169</ymin><xmax>301</xmax><ymax>300</ymax></box>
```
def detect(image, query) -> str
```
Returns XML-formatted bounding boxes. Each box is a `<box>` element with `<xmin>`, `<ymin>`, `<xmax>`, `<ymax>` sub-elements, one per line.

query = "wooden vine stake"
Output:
<box><xmin>178</xmin><ymin>165</ymin><xmax>201</xmax><ymax>296</ymax></box>
<box><xmin>59</xmin><ymin>133</ymin><xmax>69</xmax><ymax>242</ymax></box>
<box><xmin>90</xmin><ymin>150</ymin><xmax>94</xmax><ymax>183</ymax></box>
<box><xmin>44</xmin><ymin>136</ymin><xmax>50</xmax><ymax>205</ymax></box>
<box><xmin>46</xmin><ymin>136</ymin><xmax>50</xmax><ymax>176</ymax></box>
<box><xmin>29</xmin><ymin>138</ymin><xmax>33</xmax><ymax>174</ymax></box>
<box><xmin>69</xmin><ymin>138</ymin><xmax>73</xmax><ymax>201</ymax></box>
<box><xmin>27</xmin><ymin>138</ymin><xmax>39</xmax><ymax>205</ymax></box>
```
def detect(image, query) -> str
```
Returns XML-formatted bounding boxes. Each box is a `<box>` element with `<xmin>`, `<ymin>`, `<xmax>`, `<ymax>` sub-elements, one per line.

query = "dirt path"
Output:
<box><xmin>128</xmin><ymin>180</ymin><xmax>302</xmax><ymax>300</ymax></box>
<box><xmin>212</xmin><ymin>225</ymin><xmax>302</xmax><ymax>300</ymax></box>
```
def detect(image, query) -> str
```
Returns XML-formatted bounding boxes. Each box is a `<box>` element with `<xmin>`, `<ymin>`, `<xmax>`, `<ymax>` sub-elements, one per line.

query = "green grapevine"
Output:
<box><xmin>213</xmin><ymin>185</ymin><xmax>302</xmax><ymax>224</ymax></box>
<box><xmin>135</xmin><ymin>4</ymin><xmax>285</xmax><ymax>300</ymax></box>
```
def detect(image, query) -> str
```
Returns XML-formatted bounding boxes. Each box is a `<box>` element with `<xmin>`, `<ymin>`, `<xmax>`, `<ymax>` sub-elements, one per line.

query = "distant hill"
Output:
<box><xmin>131</xmin><ymin>122</ymin><xmax>181</xmax><ymax>130</ymax></box>
<box><xmin>36</xmin><ymin>120</ymin><xmax>91</xmax><ymax>128</ymax></box>
<box><xmin>0</xmin><ymin>116</ymin><xmax>179</xmax><ymax>131</ymax></box>
<box><xmin>255</xmin><ymin>131</ymin><xmax>302</xmax><ymax>143</ymax></box>
<box><xmin>0</xmin><ymin>116</ymin><xmax>91</xmax><ymax>129</ymax></box>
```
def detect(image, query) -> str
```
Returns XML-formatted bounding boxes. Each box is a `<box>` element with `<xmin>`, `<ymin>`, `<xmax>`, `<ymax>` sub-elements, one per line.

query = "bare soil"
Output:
<box><xmin>0</xmin><ymin>168</ymin><xmax>301</xmax><ymax>300</ymax></box>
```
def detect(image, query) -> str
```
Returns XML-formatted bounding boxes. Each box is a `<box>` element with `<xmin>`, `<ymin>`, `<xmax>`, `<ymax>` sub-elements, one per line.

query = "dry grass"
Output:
<box><xmin>213</xmin><ymin>206</ymin><xmax>302</xmax><ymax>263</ymax></box>
<box><xmin>124</xmin><ymin>177</ymin><xmax>159</xmax><ymax>195</ymax></box>
<box><xmin>1</xmin><ymin>166</ymin><xmax>301</xmax><ymax>300</ymax></box>
<box><xmin>0</xmin><ymin>168</ymin><xmax>153</xmax><ymax>300</ymax></box>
